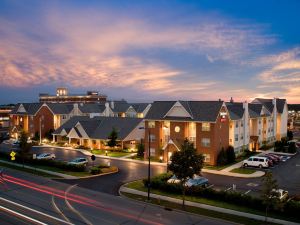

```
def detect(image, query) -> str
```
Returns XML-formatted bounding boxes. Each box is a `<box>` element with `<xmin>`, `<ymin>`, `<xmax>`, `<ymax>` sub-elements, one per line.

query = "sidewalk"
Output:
<box><xmin>120</xmin><ymin>186</ymin><xmax>299</xmax><ymax>225</ymax></box>
<box><xmin>36</xmin><ymin>145</ymin><xmax>265</xmax><ymax>177</ymax></box>
<box><xmin>0</xmin><ymin>159</ymin><xmax>77</xmax><ymax>179</ymax></box>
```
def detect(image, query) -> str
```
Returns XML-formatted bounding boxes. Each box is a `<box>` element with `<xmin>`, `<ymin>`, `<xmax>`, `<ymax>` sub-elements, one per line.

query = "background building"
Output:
<box><xmin>39</xmin><ymin>87</ymin><xmax>107</xmax><ymax>103</ymax></box>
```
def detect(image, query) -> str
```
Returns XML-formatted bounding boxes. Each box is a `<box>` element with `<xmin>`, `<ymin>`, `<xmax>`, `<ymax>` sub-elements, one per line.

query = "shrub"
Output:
<box><xmin>90</xmin><ymin>166</ymin><xmax>101</xmax><ymax>175</ymax></box>
<box><xmin>288</xmin><ymin>142</ymin><xmax>297</xmax><ymax>154</ymax></box>
<box><xmin>217</xmin><ymin>148</ymin><xmax>227</xmax><ymax>166</ymax></box>
<box><xmin>226</xmin><ymin>146</ymin><xmax>236</xmax><ymax>163</ymax></box>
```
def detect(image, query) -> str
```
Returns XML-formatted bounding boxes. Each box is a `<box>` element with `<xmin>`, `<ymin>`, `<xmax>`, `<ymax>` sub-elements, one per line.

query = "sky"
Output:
<box><xmin>0</xmin><ymin>0</ymin><xmax>300</xmax><ymax>104</ymax></box>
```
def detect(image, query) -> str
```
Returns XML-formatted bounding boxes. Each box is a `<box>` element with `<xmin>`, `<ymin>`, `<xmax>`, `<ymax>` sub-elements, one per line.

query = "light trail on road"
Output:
<box><xmin>3</xmin><ymin>174</ymin><xmax>164</xmax><ymax>225</ymax></box>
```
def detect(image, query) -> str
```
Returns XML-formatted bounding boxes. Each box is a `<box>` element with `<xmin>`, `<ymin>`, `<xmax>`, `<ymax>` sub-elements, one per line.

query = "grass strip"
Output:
<box><xmin>230</xmin><ymin>168</ymin><xmax>256</xmax><ymax>174</ymax></box>
<box><xmin>122</xmin><ymin>192</ymin><xmax>280</xmax><ymax>225</ymax></box>
<box><xmin>0</xmin><ymin>162</ymin><xmax>60</xmax><ymax>178</ymax></box>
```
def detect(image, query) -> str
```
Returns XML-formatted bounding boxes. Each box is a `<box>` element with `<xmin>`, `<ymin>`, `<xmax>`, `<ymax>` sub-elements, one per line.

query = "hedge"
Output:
<box><xmin>144</xmin><ymin>173</ymin><xmax>300</xmax><ymax>220</ymax></box>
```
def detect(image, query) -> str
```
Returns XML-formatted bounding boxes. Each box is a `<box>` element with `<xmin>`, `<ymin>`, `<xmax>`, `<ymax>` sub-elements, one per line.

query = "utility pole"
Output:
<box><xmin>147</xmin><ymin>128</ymin><xmax>151</xmax><ymax>201</ymax></box>
<box><xmin>39</xmin><ymin>117</ymin><xmax>42</xmax><ymax>145</ymax></box>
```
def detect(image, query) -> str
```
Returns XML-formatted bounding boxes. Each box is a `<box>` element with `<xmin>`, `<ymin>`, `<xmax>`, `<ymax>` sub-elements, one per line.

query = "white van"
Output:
<box><xmin>243</xmin><ymin>156</ymin><xmax>269</xmax><ymax>168</ymax></box>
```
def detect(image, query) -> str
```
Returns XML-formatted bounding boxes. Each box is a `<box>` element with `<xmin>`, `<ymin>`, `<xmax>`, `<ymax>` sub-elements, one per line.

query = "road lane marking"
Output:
<box><xmin>247</xmin><ymin>183</ymin><xmax>259</xmax><ymax>187</ymax></box>
<box><xmin>0</xmin><ymin>205</ymin><xmax>48</xmax><ymax>225</ymax></box>
<box><xmin>65</xmin><ymin>184</ymin><xmax>94</xmax><ymax>225</ymax></box>
<box><xmin>0</xmin><ymin>197</ymin><xmax>73</xmax><ymax>225</ymax></box>
<box><xmin>51</xmin><ymin>195</ymin><xmax>72</xmax><ymax>223</ymax></box>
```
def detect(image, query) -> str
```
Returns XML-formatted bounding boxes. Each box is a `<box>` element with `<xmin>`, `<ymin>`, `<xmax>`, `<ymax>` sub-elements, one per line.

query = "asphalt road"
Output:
<box><xmin>0</xmin><ymin>167</ymin><xmax>234</xmax><ymax>225</ymax></box>
<box><xmin>1</xmin><ymin>143</ymin><xmax>300</xmax><ymax>196</ymax></box>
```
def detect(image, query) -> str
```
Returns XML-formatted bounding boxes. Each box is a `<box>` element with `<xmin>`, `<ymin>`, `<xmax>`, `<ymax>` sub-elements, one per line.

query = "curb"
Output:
<box><xmin>202</xmin><ymin>168</ymin><xmax>265</xmax><ymax>178</ymax></box>
<box><xmin>119</xmin><ymin>184</ymin><xmax>299</xmax><ymax>225</ymax></box>
<box><xmin>118</xmin><ymin>183</ymin><xmax>240</xmax><ymax>225</ymax></box>
<box><xmin>77</xmin><ymin>167</ymin><xmax>118</xmax><ymax>179</ymax></box>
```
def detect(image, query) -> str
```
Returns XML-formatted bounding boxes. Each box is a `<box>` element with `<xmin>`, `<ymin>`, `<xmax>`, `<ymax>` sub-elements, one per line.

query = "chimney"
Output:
<box><xmin>110</xmin><ymin>101</ymin><xmax>114</xmax><ymax>109</ymax></box>
<box><xmin>243</xmin><ymin>101</ymin><xmax>249</xmax><ymax>146</ymax></box>
<box><xmin>73</xmin><ymin>103</ymin><xmax>79</xmax><ymax>115</ymax></box>
<box><xmin>230</xmin><ymin>97</ymin><xmax>234</xmax><ymax>103</ymax></box>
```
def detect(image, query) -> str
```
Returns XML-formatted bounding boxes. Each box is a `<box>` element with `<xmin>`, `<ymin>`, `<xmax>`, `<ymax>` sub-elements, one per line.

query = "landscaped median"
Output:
<box><xmin>0</xmin><ymin>151</ymin><xmax>118</xmax><ymax>179</ymax></box>
<box><xmin>120</xmin><ymin>174</ymin><xmax>300</xmax><ymax>225</ymax></box>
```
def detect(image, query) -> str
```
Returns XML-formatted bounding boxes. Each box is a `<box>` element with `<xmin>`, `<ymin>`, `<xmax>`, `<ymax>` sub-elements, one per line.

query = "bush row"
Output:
<box><xmin>143</xmin><ymin>173</ymin><xmax>300</xmax><ymax>220</ymax></box>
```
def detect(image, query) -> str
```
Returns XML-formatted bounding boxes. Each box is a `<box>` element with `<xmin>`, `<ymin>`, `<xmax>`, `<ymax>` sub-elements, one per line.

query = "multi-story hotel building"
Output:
<box><xmin>144</xmin><ymin>101</ymin><xmax>230</xmax><ymax>165</ymax></box>
<box><xmin>144</xmin><ymin>98</ymin><xmax>288</xmax><ymax>165</ymax></box>
<box><xmin>39</xmin><ymin>87</ymin><xmax>107</xmax><ymax>103</ymax></box>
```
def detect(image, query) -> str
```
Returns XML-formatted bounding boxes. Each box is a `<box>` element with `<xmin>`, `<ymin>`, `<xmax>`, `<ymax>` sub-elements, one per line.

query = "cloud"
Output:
<box><xmin>0</xmin><ymin>3</ymin><xmax>289</xmax><ymax>102</ymax></box>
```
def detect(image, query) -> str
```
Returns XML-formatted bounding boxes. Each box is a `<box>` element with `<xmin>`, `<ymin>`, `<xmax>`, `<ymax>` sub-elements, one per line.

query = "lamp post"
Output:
<box><xmin>139</xmin><ymin>126</ymin><xmax>151</xmax><ymax>201</ymax></box>
<box><xmin>39</xmin><ymin>116</ymin><xmax>42</xmax><ymax>145</ymax></box>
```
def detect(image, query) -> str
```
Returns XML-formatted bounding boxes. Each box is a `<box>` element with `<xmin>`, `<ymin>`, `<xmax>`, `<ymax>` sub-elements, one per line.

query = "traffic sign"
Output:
<box><xmin>10</xmin><ymin>151</ymin><xmax>16</xmax><ymax>161</ymax></box>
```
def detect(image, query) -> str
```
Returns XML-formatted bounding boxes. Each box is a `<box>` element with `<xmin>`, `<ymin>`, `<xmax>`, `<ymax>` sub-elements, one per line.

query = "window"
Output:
<box><xmin>235</xmin><ymin>134</ymin><xmax>238</xmax><ymax>142</ymax></box>
<box><xmin>201</xmin><ymin>138</ymin><xmax>210</xmax><ymax>147</ymax></box>
<box><xmin>253</xmin><ymin>158</ymin><xmax>258</xmax><ymax>162</ymax></box>
<box><xmin>62</xmin><ymin>115</ymin><xmax>67</xmax><ymax>119</ymax></box>
<box><xmin>203</xmin><ymin>154</ymin><xmax>210</xmax><ymax>163</ymax></box>
<box><xmin>229</xmin><ymin>138</ymin><xmax>232</xmax><ymax>143</ymax></box>
<box><xmin>241</xmin><ymin>122</ymin><xmax>243</xmax><ymax>127</ymax></box>
<box><xmin>148</xmin><ymin>121</ymin><xmax>155</xmax><ymax>128</ymax></box>
<box><xmin>241</xmin><ymin>135</ymin><xmax>243</xmax><ymax>140</ymax></box>
<box><xmin>259</xmin><ymin>119</ymin><xmax>261</xmax><ymax>124</ymax></box>
<box><xmin>150</xmin><ymin>148</ymin><xmax>155</xmax><ymax>156</ymax></box>
<box><xmin>150</xmin><ymin>134</ymin><xmax>156</xmax><ymax>142</ymax></box>
<box><xmin>235</xmin><ymin>122</ymin><xmax>238</xmax><ymax>128</ymax></box>
<box><xmin>259</xmin><ymin>129</ymin><xmax>261</xmax><ymax>135</ymax></box>
<box><xmin>174</xmin><ymin>126</ymin><xmax>180</xmax><ymax>133</ymax></box>
<box><xmin>202</xmin><ymin>123</ymin><xmax>210</xmax><ymax>131</ymax></box>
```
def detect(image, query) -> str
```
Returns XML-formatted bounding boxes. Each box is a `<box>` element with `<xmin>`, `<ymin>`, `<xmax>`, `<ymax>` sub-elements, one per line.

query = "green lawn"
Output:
<box><xmin>0</xmin><ymin>162</ymin><xmax>60</xmax><ymax>178</ymax></box>
<box><xmin>125</xmin><ymin>180</ymin><xmax>299</xmax><ymax>223</ymax></box>
<box><xmin>122</xmin><ymin>192</ymin><xmax>280</xmax><ymax>225</ymax></box>
<box><xmin>230</xmin><ymin>168</ymin><xmax>256</xmax><ymax>174</ymax></box>
<box><xmin>91</xmin><ymin>149</ymin><xmax>132</xmax><ymax>158</ymax></box>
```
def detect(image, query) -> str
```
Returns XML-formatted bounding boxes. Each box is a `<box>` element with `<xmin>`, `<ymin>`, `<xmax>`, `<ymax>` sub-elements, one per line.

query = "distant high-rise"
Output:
<box><xmin>39</xmin><ymin>87</ymin><xmax>107</xmax><ymax>103</ymax></box>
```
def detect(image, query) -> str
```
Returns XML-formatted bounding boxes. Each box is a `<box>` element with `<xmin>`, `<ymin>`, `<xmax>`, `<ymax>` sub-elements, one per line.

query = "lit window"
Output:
<box><xmin>174</xmin><ymin>126</ymin><xmax>180</xmax><ymax>133</ymax></box>
<box><xmin>150</xmin><ymin>134</ymin><xmax>156</xmax><ymax>142</ymax></box>
<box><xmin>148</xmin><ymin>121</ymin><xmax>155</xmax><ymax>128</ymax></box>
<box><xmin>201</xmin><ymin>138</ymin><xmax>210</xmax><ymax>147</ymax></box>
<box><xmin>203</xmin><ymin>154</ymin><xmax>211</xmax><ymax>162</ymax></box>
<box><xmin>202</xmin><ymin>123</ymin><xmax>210</xmax><ymax>131</ymax></box>
<box><xmin>150</xmin><ymin>148</ymin><xmax>156</xmax><ymax>156</ymax></box>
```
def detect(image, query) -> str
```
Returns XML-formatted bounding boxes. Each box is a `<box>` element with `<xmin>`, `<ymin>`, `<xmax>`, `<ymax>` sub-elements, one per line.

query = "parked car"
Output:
<box><xmin>167</xmin><ymin>175</ymin><xmax>209</xmax><ymax>187</ymax></box>
<box><xmin>281</xmin><ymin>156</ymin><xmax>290</xmax><ymax>162</ymax></box>
<box><xmin>264</xmin><ymin>154</ymin><xmax>280</xmax><ymax>164</ymax></box>
<box><xmin>12</xmin><ymin>140</ymin><xmax>20</xmax><ymax>146</ymax></box>
<box><xmin>243</xmin><ymin>156</ymin><xmax>269</xmax><ymax>168</ymax></box>
<box><xmin>36</xmin><ymin>153</ymin><xmax>56</xmax><ymax>160</ymax></box>
<box><xmin>67</xmin><ymin>158</ymin><xmax>88</xmax><ymax>166</ymax></box>
<box><xmin>267</xmin><ymin>153</ymin><xmax>282</xmax><ymax>161</ymax></box>
<box><xmin>271</xmin><ymin>189</ymin><xmax>289</xmax><ymax>201</ymax></box>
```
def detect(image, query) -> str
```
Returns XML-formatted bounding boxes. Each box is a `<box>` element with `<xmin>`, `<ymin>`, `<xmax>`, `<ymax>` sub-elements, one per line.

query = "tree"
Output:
<box><xmin>261</xmin><ymin>172</ymin><xmax>279</xmax><ymax>222</ymax></box>
<box><xmin>288</xmin><ymin>142</ymin><xmax>296</xmax><ymax>154</ymax></box>
<box><xmin>137</xmin><ymin>141</ymin><xmax>144</xmax><ymax>158</ymax></box>
<box><xmin>45</xmin><ymin>129</ymin><xmax>54</xmax><ymax>140</ymax></box>
<box><xmin>107</xmin><ymin>127</ymin><xmax>118</xmax><ymax>148</ymax></box>
<box><xmin>19</xmin><ymin>131</ymin><xmax>32</xmax><ymax>165</ymax></box>
<box><xmin>226</xmin><ymin>146</ymin><xmax>236</xmax><ymax>164</ymax></box>
<box><xmin>168</xmin><ymin>139</ymin><xmax>204</xmax><ymax>208</ymax></box>
<box><xmin>287</xmin><ymin>130</ymin><xmax>293</xmax><ymax>141</ymax></box>
<box><xmin>217</xmin><ymin>147</ymin><xmax>227</xmax><ymax>166</ymax></box>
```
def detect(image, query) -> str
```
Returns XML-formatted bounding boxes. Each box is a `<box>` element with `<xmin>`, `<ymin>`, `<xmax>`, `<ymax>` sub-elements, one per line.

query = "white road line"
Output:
<box><xmin>0</xmin><ymin>197</ymin><xmax>73</xmax><ymax>225</ymax></box>
<box><xmin>0</xmin><ymin>205</ymin><xmax>48</xmax><ymax>225</ymax></box>
<box><xmin>244</xmin><ymin>190</ymin><xmax>251</xmax><ymax>195</ymax></box>
<box><xmin>65</xmin><ymin>184</ymin><xmax>94</xmax><ymax>225</ymax></box>
<box><xmin>51</xmin><ymin>195</ymin><xmax>72</xmax><ymax>223</ymax></box>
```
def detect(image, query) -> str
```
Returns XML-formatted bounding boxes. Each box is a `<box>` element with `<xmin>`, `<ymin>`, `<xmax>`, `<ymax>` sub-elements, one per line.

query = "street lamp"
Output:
<box><xmin>139</xmin><ymin>126</ymin><xmax>151</xmax><ymax>201</ymax></box>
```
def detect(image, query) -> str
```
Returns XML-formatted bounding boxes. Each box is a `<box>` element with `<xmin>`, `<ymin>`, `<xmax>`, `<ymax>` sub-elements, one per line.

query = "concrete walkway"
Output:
<box><xmin>120</xmin><ymin>186</ymin><xmax>299</xmax><ymax>225</ymax></box>
<box><xmin>0</xmin><ymin>159</ymin><xmax>77</xmax><ymax>179</ymax></box>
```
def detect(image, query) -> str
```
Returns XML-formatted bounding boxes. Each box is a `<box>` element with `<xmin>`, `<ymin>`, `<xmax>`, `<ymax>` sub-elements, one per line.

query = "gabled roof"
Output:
<box><xmin>131</xmin><ymin>103</ymin><xmax>150</xmax><ymax>113</ymax></box>
<box><xmin>53</xmin><ymin>116</ymin><xmax>143</xmax><ymax>140</ymax></box>
<box><xmin>248</xmin><ymin>103</ymin><xmax>263</xmax><ymax>118</ymax></box>
<box><xmin>10</xmin><ymin>103</ymin><xmax>43</xmax><ymax>115</ymax></box>
<box><xmin>47</xmin><ymin>103</ymin><xmax>74</xmax><ymax>114</ymax></box>
<box><xmin>78</xmin><ymin>103</ymin><xmax>106</xmax><ymax>113</ymax></box>
<box><xmin>288</xmin><ymin>104</ymin><xmax>300</xmax><ymax>112</ymax></box>
<box><xmin>225</xmin><ymin>102</ymin><xmax>244</xmax><ymax>120</ymax></box>
<box><xmin>145</xmin><ymin>101</ymin><xmax>223</xmax><ymax>122</ymax></box>
<box><xmin>111</xmin><ymin>102</ymin><xmax>132</xmax><ymax>113</ymax></box>
<box><xmin>252</xmin><ymin>98</ymin><xmax>286</xmax><ymax>114</ymax></box>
